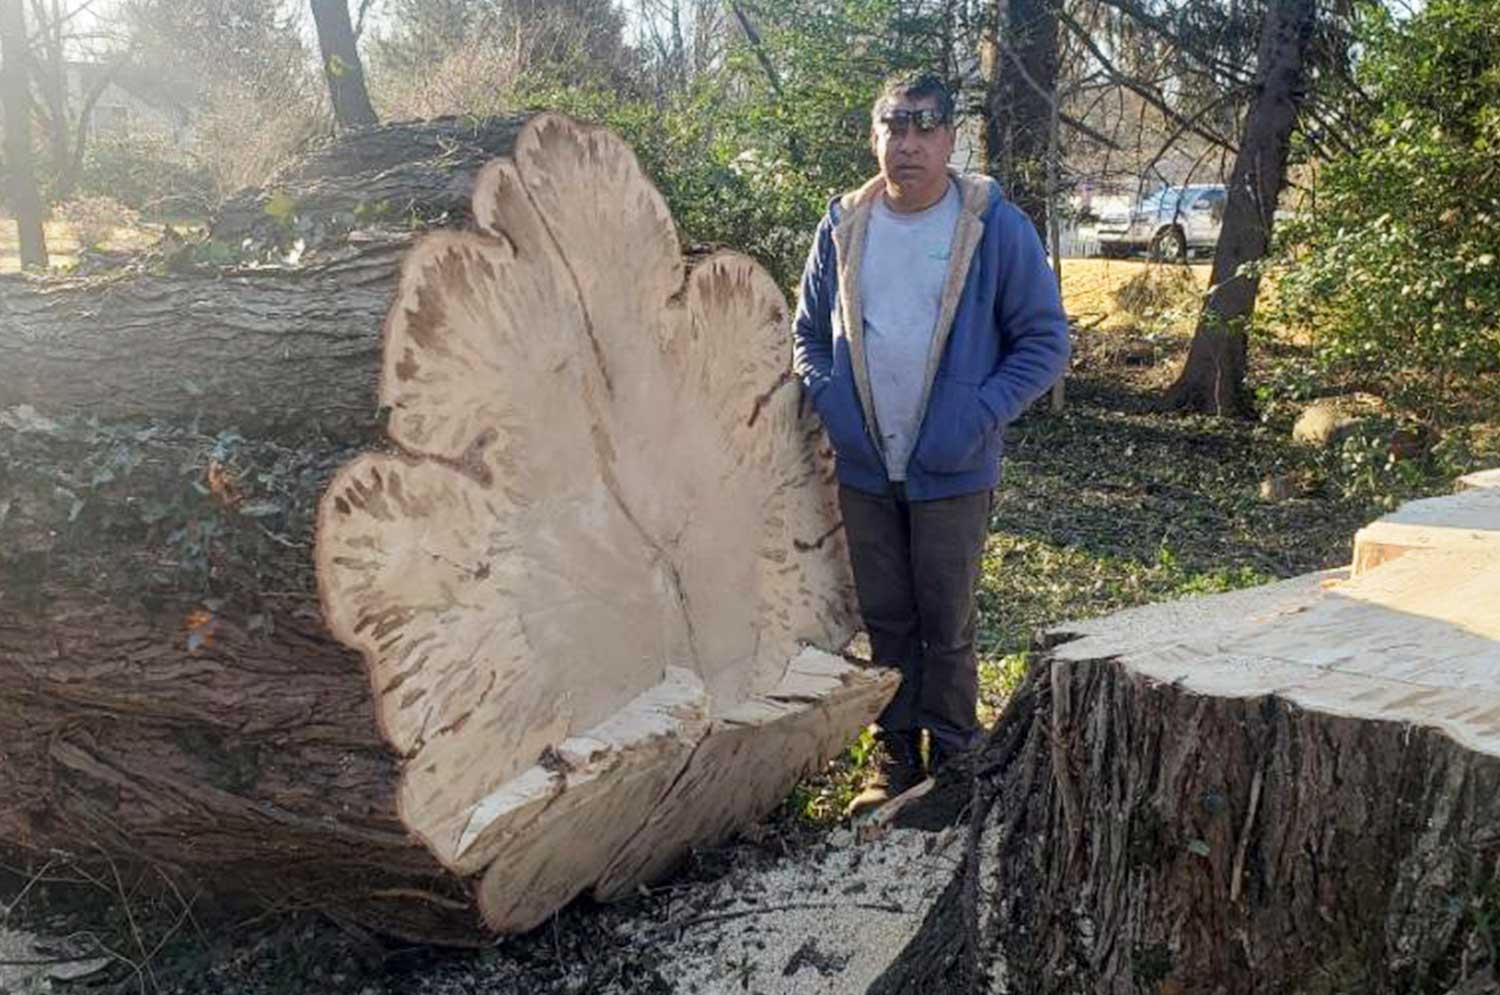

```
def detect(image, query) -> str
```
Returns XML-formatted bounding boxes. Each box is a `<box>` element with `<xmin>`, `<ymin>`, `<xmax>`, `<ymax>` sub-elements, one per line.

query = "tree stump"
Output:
<box><xmin>874</xmin><ymin>493</ymin><xmax>1500</xmax><ymax>994</ymax></box>
<box><xmin>0</xmin><ymin>113</ymin><xmax>895</xmax><ymax>941</ymax></box>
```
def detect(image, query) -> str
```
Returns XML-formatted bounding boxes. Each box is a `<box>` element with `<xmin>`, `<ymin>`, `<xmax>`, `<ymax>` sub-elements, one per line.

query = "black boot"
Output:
<box><xmin>846</xmin><ymin>730</ymin><xmax>925</xmax><ymax>818</ymax></box>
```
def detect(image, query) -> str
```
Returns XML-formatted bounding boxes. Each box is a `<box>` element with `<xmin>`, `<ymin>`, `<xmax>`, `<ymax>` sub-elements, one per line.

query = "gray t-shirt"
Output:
<box><xmin>859</xmin><ymin>181</ymin><xmax>961</xmax><ymax>481</ymax></box>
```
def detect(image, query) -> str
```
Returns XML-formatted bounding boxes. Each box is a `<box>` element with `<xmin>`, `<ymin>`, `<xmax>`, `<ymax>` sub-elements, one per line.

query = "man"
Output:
<box><xmin>792</xmin><ymin>72</ymin><xmax>1069</xmax><ymax>814</ymax></box>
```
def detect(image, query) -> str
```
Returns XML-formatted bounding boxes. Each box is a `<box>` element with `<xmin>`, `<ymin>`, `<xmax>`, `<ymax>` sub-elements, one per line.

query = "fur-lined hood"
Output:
<box><xmin>834</xmin><ymin>171</ymin><xmax>997</xmax><ymax>218</ymax></box>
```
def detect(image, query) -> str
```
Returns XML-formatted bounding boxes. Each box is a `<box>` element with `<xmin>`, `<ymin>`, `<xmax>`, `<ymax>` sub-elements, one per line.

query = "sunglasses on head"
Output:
<box><xmin>877</xmin><ymin>108</ymin><xmax>948</xmax><ymax>134</ymax></box>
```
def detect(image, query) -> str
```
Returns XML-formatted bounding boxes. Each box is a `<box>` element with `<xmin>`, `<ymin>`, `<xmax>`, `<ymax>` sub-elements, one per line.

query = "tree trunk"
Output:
<box><xmin>0</xmin><ymin>112</ymin><xmax>894</xmax><ymax>942</ymax></box>
<box><xmin>978</xmin><ymin>0</ymin><xmax>1059</xmax><ymax>240</ymax></box>
<box><xmin>1164</xmin><ymin>0</ymin><xmax>1315</xmax><ymax>417</ymax></box>
<box><xmin>0</xmin><ymin>0</ymin><xmax>47</xmax><ymax>269</ymax></box>
<box><xmin>0</xmin><ymin>423</ymin><xmax>471</xmax><ymax>942</ymax></box>
<box><xmin>310</xmin><ymin>0</ymin><xmax>379</xmax><ymax>130</ymax></box>
<box><xmin>36</xmin><ymin>0</ymin><xmax>68</xmax><ymax>195</ymax></box>
<box><xmin>872</xmin><ymin>497</ymin><xmax>1500</xmax><ymax>993</ymax></box>
<box><xmin>0</xmin><ymin>117</ymin><xmax>527</xmax><ymax>442</ymax></box>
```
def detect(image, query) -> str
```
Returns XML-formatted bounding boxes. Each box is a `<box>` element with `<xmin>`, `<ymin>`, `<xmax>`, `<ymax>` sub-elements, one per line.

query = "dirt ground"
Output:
<box><xmin>1058</xmin><ymin>257</ymin><xmax>1212</xmax><ymax>329</ymax></box>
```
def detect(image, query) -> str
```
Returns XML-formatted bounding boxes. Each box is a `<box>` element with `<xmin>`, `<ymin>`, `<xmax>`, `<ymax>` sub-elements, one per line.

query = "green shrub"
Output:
<box><xmin>375</xmin><ymin>0</ymin><xmax>950</xmax><ymax>292</ymax></box>
<box><xmin>53</xmin><ymin>195</ymin><xmax>141</xmax><ymax>250</ymax></box>
<box><xmin>79</xmin><ymin>133</ymin><xmax>215</xmax><ymax>216</ymax></box>
<box><xmin>1267</xmin><ymin>0</ymin><xmax>1500</xmax><ymax>429</ymax></box>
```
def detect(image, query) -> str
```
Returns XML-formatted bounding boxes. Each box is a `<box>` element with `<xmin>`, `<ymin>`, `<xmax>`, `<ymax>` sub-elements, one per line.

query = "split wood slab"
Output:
<box><xmin>1352</xmin><ymin>486</ymin><xmax>1500</xmax><ymax>576</ymax></box>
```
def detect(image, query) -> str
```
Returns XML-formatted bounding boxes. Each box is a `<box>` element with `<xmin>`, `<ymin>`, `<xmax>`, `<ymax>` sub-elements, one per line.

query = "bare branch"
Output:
<box><xmin>57</xmin><ymin>46</ymin><xmax>136</xmax><ymax>199</ymax></box>
<box><xmin>990</xmin><ymin>30</ymin><xmax>1122</xmax><ymax>151</ymax></box>
<box><xmin>726</xmin><ymin>0</ymin><xmax>781</xmax><ymax>95</ymax></box>
<box><xmin>1138</xmin><ymin>84</ymin><xmax>1247</xmax><ymax>187</ymax></box>
<box><xmin>1056</xmin><ymin>2</ymin><xmax>1238</xmax><ymax>156</ymax></box>
<box><xmin>354</xmin><ymin>0</ymin><xmax>377</xmax><ymax>41</ymax></box>
<box><xmin>1086</xmin><ymin>0</ymin><xmax>1255</xmax><ymax>89</ymax></box>
<box><xmin>1059</xmin><ymin>110</ymin><xmax>1125</xmax><ymax>151</ymax></box>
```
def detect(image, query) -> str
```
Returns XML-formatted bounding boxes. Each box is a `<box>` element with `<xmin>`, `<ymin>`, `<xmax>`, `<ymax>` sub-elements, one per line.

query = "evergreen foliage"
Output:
<box><xmin>1270</xmin><ymin>0</ymin><xmax>1500</xmax><ymax>428</ymax></box>
<box><xmin>518</xmin><ymin>0</ymin><xmax>957</xmax><ymax>290</ymax></box>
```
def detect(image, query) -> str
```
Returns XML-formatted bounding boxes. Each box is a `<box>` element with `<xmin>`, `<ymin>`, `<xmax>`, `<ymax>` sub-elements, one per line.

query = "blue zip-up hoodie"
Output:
<box><xmin>792</xmin><ymin>173</ymin><xmax>1070</xmax><ymax>501</ymax></box>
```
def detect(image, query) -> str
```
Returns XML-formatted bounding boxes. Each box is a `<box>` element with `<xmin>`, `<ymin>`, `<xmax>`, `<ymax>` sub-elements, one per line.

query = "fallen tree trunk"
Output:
<box><xmin>0</xmin><ymin>117</ymin><xmax>527</xmax><ymax>442</ymax></box>
<box><xmin>0</xmin><ymin>242</ymin><xmax>398</xmax><ymax>442</ymax></box>
<box><xmin>0</xmin><ymin>416</ymin><xmax>466</xmax><ymax>938</ymax></box>
<box><xmin>874</xmin><ymin>494</ymin><xmax>1500</xmax><ymax>993</ymax></box>
<box><xmin>0</xmin><ymin>113</ymin><xmax>894</xmax><ymax>941</ymax></box>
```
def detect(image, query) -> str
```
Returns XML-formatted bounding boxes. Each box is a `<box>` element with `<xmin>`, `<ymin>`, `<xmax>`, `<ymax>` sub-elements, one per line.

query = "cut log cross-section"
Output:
<box><xmin>874</xmin><ymin>488</ymin><xmax>1500</xmax><ymax>994</ymax></box>
<box><xmin>316</xmin><ymin>113</ymin><xmax>896</xmax><ymax>931</ymax></box>
<box><xmin>0</xmin><ymin>113</ymin><xmax>893</xmax><ymax>942</ymax></box>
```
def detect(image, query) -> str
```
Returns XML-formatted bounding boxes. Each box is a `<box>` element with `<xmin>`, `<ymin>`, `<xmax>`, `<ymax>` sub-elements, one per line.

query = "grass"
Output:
<box><xmin>1059</xmin><ymin>257</ymin><xmax>1213</xmax><ymax>334</ymax></box>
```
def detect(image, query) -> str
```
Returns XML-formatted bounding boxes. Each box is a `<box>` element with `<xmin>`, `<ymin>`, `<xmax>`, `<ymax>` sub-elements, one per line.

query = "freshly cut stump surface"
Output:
<box><xmin>873</xmin><ymin>511</ymin><xmax>1500</xmax><ymax>993</ymax></box>
<box><xmin>317</xmin><ymin>113</ymin><xmax>896</xmax><ymax>932</ymax></box>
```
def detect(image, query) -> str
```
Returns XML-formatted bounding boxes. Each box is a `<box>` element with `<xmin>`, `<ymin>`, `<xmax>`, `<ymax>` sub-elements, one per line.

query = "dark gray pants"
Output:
<box><xmin>838</xmin><ymin>483</ymin><xmax>991</xmax><ymax>752</ymax></box>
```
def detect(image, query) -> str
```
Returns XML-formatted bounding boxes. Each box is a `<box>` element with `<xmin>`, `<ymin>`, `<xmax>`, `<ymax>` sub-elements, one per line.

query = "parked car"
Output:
<box><xmin>1094</xmin><ymin>184</ymin><xmax>1227</xmax><ymax>261</ymax></box>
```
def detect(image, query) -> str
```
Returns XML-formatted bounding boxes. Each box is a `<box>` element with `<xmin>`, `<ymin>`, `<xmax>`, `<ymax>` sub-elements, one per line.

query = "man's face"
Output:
<box><xmin>871</xmin><ymin>94</ymin><xmax>955</xmax><ymax>203</ymax></box>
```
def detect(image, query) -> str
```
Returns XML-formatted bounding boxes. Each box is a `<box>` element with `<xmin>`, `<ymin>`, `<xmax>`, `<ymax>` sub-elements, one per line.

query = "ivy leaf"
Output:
<box><xmin>264</xmin><ymin>192</ymin><xmax>298</xmax><ymax>224</ymax></box>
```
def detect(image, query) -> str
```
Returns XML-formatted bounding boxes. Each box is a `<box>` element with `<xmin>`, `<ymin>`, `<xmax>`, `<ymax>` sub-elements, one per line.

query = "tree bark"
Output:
<box><xmin>310</xmin><ymin>0</ymin><xmax>379</xmax><ymax>130</ymax></box>
<box><xmin>0</xmin><ymin>424</ymin><xmax>475</xmax><ymax>943</ymax></box>
<box><xmin>1163</xmin><ymin>0</ymin><xmax>1315</xmax><ymax>417</ymax></box>
<box><xmin>873</xmin><ymin>535</ymin><xmax>1500</xmax><ymax>993</ymax></box>
<box><xmin>1</xmin><ymin>0</ymin><xmax>48</xmax><ymax>269</ymax></box>
<box><xmin>978</xmin><ymin>0</ymin><xmax>1059</xmax><ymax>240</ymax></box>
<box><xmin>0</xmin><ymin>240</ymin><xmax>398</xmax><ymax>441</ymax></box>
<box><xmin>0</xmin><ymin>117</ymin><xmax>528</xmax><ymax>443</ymax></box>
